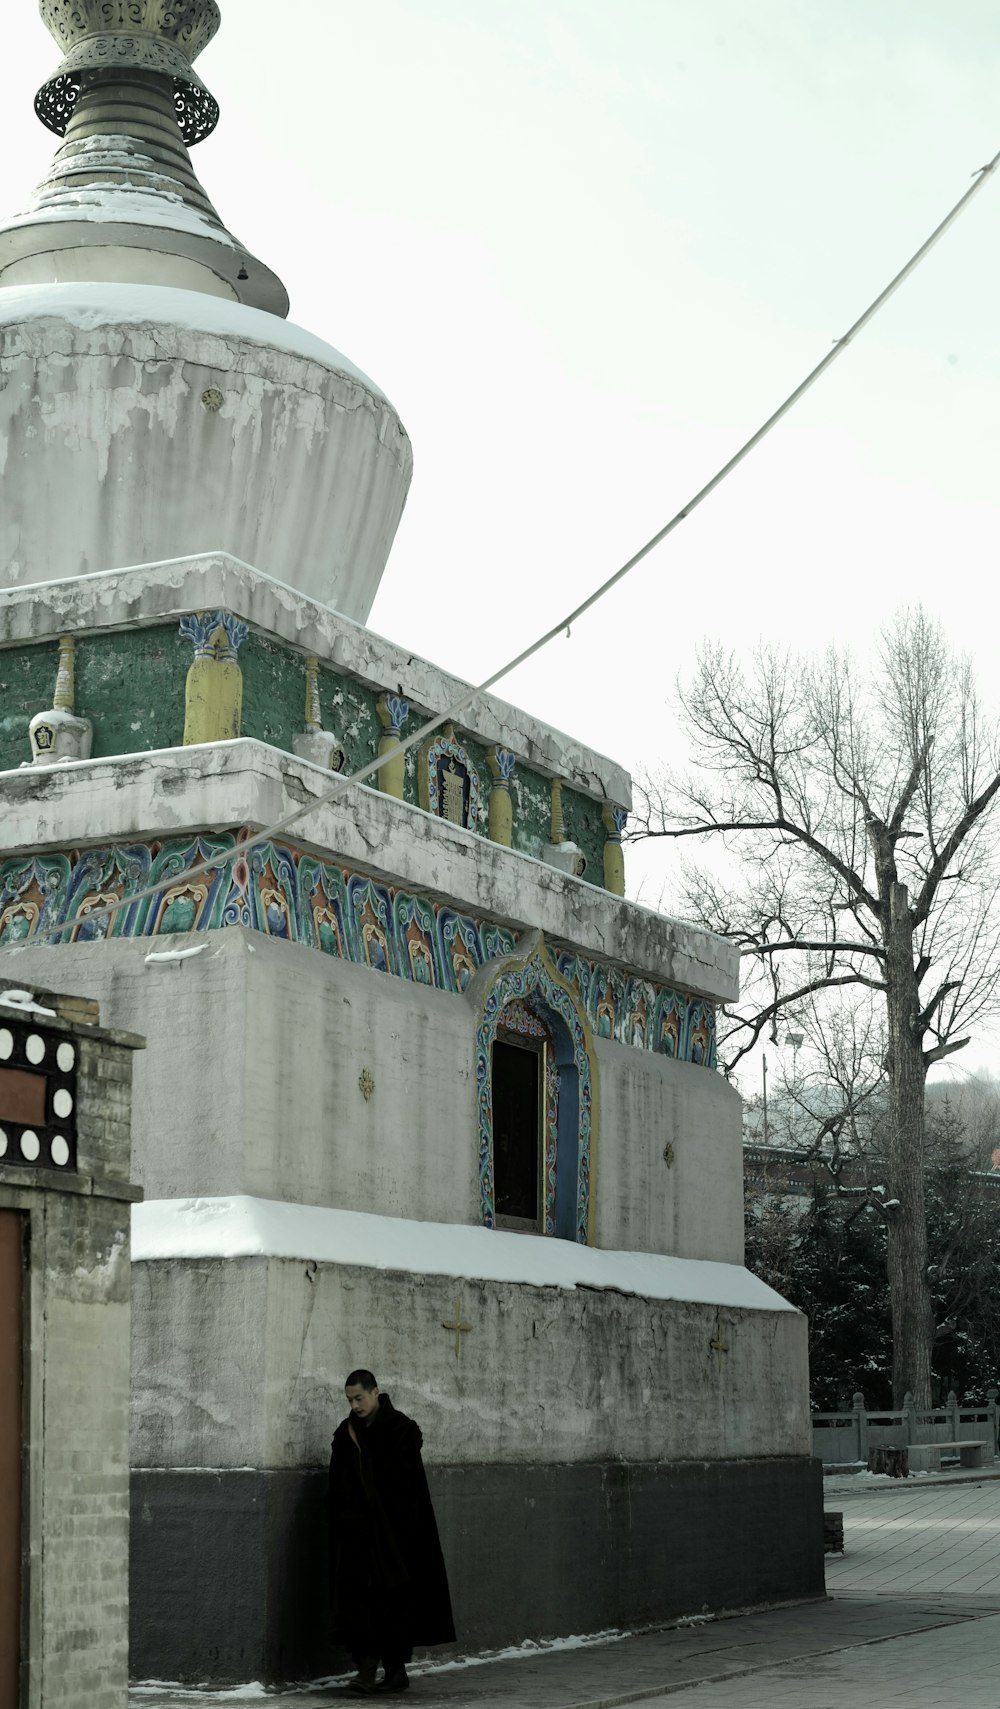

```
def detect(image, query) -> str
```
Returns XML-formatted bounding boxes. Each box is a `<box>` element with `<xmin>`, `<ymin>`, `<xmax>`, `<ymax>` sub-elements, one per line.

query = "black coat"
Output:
<box><xmin>328</xmin><ymin>1394</ymin><xmax>456</xmax><ymax>1651</ymax></box>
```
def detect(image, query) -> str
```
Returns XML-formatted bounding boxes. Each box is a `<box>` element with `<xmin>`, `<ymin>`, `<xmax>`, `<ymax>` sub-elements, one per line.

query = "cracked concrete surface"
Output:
<box><xmin>0</xmin><ymin>292</ymin><xmax>411</xmax><ymax>616</ymax></box>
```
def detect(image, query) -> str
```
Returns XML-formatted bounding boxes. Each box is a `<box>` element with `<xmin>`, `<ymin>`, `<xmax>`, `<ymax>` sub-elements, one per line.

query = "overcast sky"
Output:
<box><xmin>4</xmin><ymin>2</ymin><xmax>1000</xmax><ymax>1079</ymax></box>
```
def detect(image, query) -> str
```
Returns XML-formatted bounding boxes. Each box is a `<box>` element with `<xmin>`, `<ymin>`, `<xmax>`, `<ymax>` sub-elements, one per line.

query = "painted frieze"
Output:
<box><xmin>0</xmin><ymin>832</ymin><xmax>716</xmax><ymax>1069</ymax></box>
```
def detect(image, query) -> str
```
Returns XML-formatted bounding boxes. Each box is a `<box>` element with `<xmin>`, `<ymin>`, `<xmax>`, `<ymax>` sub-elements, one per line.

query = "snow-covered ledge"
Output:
<box><xmin>0</xmin><ymin>738</ymin><xmax>735</xmax><ymax>1000</ymax></box>
<box><xmin>132</xmin><ymin>1196</ymin><xmax>794</xmax><ymax>1313</ymax></box>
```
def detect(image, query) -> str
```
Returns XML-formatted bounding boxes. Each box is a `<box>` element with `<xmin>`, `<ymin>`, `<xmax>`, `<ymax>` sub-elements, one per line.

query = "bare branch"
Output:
<box><xmin>720</xmin><ymin>973</ymin><xmax>888</xmax><ymax>1070</ymax></box>
<box><xmin>917</xmin><ymin>981</ymin><xmax>961</xmax><ymax>1032</ymax></box>
<box><xmin>911</xmin><ymin>771</ymin><xmax>1000</xmax><ymax>926</ymax></box>
<box><xmin>744</xmin><ymin>940</ymin><xmax>887</xmax><ymax>960</ymax></box>
<box><xmin>633</xmin><ymin>811</ymin><xmax>882</xmax><ymax>918</ymax></box>
<box><xmin>924</xmin><ymin>1036</ymin><xmax>971</xmax><ymax>1067</ymax></box>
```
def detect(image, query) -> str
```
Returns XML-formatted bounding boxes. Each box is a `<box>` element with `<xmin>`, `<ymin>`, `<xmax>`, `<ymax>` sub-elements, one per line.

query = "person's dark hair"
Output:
<box><xmin>345</xmin><ymin>1368</ymin><xmax>378</xmax><ymax>1391</ymax></box>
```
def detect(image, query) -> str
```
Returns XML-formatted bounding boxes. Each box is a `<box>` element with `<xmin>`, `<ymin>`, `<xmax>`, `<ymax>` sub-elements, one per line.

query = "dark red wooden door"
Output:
<box><xmin>0</xmin><ymin>1212</ymin><xmax>23</xmax><ymax>1706</ymax></box>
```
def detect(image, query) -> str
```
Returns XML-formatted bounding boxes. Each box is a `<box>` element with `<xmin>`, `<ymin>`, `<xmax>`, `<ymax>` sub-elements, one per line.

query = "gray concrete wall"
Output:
<box><xmin>7</xmin><ymin>932</ymin><xmax>742</xmax><ymax>1260</ymax></box>
<box><xmin>27</xmin><ymin>1194</ymin><xmax>132</xmax><ymax>1709</ymax></box>
<box><xmin>130</xmin><ymin>1254</ymin><xmax>811</xmax><ymax>1470</ymax></box>
<box><xmin>130</xmin><ymin>1455</ymin><xmax>826</xmax><ymax>1686</ymax></box>
<box><xmin>594</xmin><ymin>1038</ymin><xmax>744</xmax><ymax>1262</ymax></box>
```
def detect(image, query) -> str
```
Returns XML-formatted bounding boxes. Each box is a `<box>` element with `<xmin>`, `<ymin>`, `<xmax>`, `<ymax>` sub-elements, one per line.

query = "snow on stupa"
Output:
<box><xmin>0</xmin><ymin>0</ymin><xmax>411</xmax><ymax>613</ymax></box>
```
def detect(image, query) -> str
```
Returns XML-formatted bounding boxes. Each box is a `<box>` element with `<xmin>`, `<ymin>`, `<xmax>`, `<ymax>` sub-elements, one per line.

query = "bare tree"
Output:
<box><xmin>634</xmin><ymin>610</ymin><xmax>1000</xmax><ymax>1405</ymax></box>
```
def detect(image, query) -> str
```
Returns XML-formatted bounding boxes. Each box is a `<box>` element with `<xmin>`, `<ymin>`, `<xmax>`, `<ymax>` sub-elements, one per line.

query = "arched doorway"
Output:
<box><xmin>467</xmin><ymin>934</ymin><xmax>597</xmax><ymax>1244</ymax></box>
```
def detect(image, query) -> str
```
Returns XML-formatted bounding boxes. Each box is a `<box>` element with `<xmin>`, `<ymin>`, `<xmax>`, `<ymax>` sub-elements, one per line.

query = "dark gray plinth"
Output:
<box><xmin>130</xmin><ymin>1456</ymin><xmax>825</xmax><ymax>1686</ymax></box>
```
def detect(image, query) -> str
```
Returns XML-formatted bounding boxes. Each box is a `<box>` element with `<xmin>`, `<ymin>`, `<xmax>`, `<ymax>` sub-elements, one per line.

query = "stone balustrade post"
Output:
<box><xmin>852</xmin><ymin>1391</ymin><xmax>867</xmax><ymax>1461</ymax></box>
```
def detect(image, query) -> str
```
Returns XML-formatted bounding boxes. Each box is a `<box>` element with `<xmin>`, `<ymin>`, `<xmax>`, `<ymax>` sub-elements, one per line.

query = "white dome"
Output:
<box><xmin>0</xmin><ymin>282</ymin><xmax>412</xmax><ymax>618</ymax></box>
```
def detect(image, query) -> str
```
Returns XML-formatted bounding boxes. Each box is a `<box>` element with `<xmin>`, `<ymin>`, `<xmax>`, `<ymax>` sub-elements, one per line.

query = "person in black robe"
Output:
<box><xmin>328</xmin><ymin>1369</ymin><xmax>456</xmax><ymax>1695</ymax></box>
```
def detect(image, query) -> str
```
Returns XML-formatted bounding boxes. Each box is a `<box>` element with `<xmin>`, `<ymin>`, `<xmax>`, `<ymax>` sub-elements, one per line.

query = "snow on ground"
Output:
<box><xmin>130</xmin><ymin>1627</ymin><xmax>639</xmax><ymax>1697</ymax></box>
<box><xmin>131</xmin><ymin>1195</ymin><xmax>796</xmax><ymax>1311</ymax></box>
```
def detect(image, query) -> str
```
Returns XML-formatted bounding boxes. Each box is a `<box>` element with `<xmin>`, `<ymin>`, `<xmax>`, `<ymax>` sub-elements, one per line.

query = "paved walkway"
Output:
<box><xmin>131</xmin><ymin>1470</ymin><xmax>1000</xmax><ymax>1709</ymax></box>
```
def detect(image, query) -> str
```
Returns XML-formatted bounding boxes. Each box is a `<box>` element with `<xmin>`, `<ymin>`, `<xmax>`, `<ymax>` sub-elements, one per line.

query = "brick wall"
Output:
<box><xmin>0</xmin><ymin>985</ymin><xmax>141</xmax><ymax>1709</ymax></box>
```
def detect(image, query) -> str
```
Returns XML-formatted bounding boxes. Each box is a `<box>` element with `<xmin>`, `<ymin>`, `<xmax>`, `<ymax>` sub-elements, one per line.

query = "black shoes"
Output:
<box><xmin>349</xmin><ymin>1663</ymin><xmax>409</xmax><ymax>1695</ymax></box>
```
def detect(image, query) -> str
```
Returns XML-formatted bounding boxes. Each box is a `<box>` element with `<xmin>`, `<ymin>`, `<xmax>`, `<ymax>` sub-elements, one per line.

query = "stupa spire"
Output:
<box><xmin>0</xmin><ymin>1</ymin><xmax>288</xmax><ymax>314</ymax></box>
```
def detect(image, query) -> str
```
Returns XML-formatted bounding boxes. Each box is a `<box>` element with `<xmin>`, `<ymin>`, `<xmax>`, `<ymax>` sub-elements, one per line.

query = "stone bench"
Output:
<box><xmin>907</xmin><ymin>1440</ymin><xmax>991</xmax><ymax>1472</ymax></box>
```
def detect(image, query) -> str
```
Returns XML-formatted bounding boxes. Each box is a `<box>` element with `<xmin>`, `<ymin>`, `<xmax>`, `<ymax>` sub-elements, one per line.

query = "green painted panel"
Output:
<box><xmin>561</xmin><ymin>787</ymin><xmax>605</xmax><ymax>886</ymax></box>
<box><xmin>0</xmin><ymin>623</ymin><xmax>611</xmax><ymax>887</ymax></box>
<box><xmin>240</xmin><ymin>633</ymin><xmax>304</xmax><ymax>753</ymax></box>
<box><xmin>0</xmin><ymin>627</ymin><xmax>189</xmax><ymax>770</ymax></box>
<box><xmin>0</xmin><ymin>643</ymin><xmax>54</xmax><ymax>773</ymax></box>
<box><xmin>318</xmin><ymin>664</ymin><xmax>381</xmax><ymax>781</ymax></box>
<box><xmin>78</xmin><ymin>629</ymin><xmax>188</xmax><ymax>758</ymax></box>
<box><xmin>511</xmin><ymin>765</ymin><xmax>551</xmax><ymax>863</ymax></box>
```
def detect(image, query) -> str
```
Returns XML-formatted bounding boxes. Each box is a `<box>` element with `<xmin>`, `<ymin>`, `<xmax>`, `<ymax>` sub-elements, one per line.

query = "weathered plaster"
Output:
<box><xmin>0</xmin><ymin>293</ymin><xmax>411</xmax><ymax>620</ymax></box>
<box><xmin>130</xmin><ymin>1253</ymin><xmax>810</xmax><ymax>1470</ymax></box>
<box><xmin>593</xmin><ymin>1038</ymin><xmax>744</xmax><ymax>1262</ymax></box>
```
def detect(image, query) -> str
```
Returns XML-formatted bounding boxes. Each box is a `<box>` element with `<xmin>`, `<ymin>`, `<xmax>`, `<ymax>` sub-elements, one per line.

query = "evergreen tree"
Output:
<box><xmin>745</xmin><ymin>1185</ymin><xmax>892</xmax><ymax>1408</ymax></box>
<box><xmin>745</xmin><ymin>1105</ymin><xmax>1000</xmax><ymax>1408</ymax></box>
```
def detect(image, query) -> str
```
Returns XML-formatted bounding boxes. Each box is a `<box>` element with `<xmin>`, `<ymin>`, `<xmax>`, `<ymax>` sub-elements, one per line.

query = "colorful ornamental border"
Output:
<box><xmin>472</xmin><ymin>940</ymin><xmax>595</xmax><ymax>1244</ymax></box>
<box><xmin>0</xmin><ymin>831</ymin><xmax>716</xmax><ymax>1067</ymax></box>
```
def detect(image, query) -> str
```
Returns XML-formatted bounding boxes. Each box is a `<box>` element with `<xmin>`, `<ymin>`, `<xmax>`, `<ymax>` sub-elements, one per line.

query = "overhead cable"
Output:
<box><xmin>8</xmin><ymin>144</ymin><xmax>1000</xmax><ymax>949</ymax></box>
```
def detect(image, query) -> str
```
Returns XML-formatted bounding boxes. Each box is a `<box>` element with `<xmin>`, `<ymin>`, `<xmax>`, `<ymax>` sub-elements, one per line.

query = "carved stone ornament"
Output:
<box><xmin>35</xmin><ymin>0</ymin><xmax>221</xmax><ymax>142</ymax></box>
<box><xmin>39</xmin><ymin>1</ymin><xmax>221</xmax><ymax>60</ymax></box>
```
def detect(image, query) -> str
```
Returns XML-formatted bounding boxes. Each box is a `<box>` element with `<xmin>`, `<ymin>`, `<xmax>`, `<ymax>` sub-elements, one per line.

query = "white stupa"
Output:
<box><xmin>0</xmin><ymin>2</ymin><xmax>819</xmax><ymax>1690</ymax></box>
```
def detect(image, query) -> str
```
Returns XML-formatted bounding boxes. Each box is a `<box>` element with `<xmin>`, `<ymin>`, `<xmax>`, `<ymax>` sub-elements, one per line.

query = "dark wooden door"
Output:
<box><xmin>0</xmin><ymin>1212</ymin><xmax>23</xmax><ymax>1706</ymax></box>
<box><xmin>492</xmin><ymin>1037</ymin><xmax>542</xmax><ymax>1224</ymax></box>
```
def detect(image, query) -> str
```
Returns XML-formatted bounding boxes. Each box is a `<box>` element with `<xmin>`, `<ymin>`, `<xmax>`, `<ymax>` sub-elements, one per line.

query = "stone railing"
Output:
<box><xmin>812</xmin><ymin>1389</ymin><xmax>999</xmax><ymax>1465</ymax></box>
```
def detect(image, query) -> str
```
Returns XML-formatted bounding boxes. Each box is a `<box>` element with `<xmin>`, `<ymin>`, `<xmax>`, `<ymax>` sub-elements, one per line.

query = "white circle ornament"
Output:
<box><xmin>53</xmin><ymin>1088</ymin><xmax>73</xmax><ymax>1118</ymax></box>
<box><xmin>25</xmin><ymin>1034</ymin><xmax>46</xmax><ymax>1065</ymax></box>
<box><xmin>0</xmin><ymin>1128</ymin><xmax>6</xmax><ymax>1156</ymax></box>
<box><xmin>20</xmin><ymin>1130</ymin><xmax>40</xmax><ymax>1161</ymax></box>
<box><xmin>51</xmin><ymin>1135</ymin><xmax>70</xmax><ymax>1167</ymax></box>
<box><xmin>56</xmin><ymin>1041</ymin><xmax>75</xmax><ymax>1071</ymax></box>
<box><xmin>0</xmin><ymin>1029</ymin><xmax>12</xmax><ymax>1060</ymax></box>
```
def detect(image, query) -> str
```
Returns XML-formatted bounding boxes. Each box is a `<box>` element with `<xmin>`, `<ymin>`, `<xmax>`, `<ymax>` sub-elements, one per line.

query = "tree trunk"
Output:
<box><xmin>884</xmin><ymin>882</ymin><xmax>934</xmax><ymax>1407</ymax></box>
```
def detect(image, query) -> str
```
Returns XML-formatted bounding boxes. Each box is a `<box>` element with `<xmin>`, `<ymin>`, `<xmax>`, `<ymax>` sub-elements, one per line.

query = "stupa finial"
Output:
<box><xmin>0</xmin><ymin>1</ymin><xmax>288</xmax><ymax>314</ymax></box>
<box><xmin>35</xmin><ymin>0</ymin><xmax>222</xmax><ymax>145</ymax></box>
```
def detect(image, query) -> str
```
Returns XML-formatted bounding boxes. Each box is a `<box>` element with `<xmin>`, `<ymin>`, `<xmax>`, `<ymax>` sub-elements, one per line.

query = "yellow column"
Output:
<box><xmin>180</xmin><ymin>610</ymin><xmax>248</xmax><ymax>745</ymax></box>
<box><xmin>303</xmin><ymin>654</ymin><xmax>322</xmax><ymax>732</ymax></box>
<box><xmin>375</xmin><ymin>693</ymin><xmax>408</xmax><ymax>799</ymax></box>
<box><xmin>487</xmin><ymin>746</ymin><xmax>516</xmax><ymax>846</ymax></box>
<box><xmin>602</xmin><ymin>804</ymin><xmax>628</xmax><ymax>896</ymax></box>
<box><xmin>53</xmin><ymin>633</ymin><xmax>76</xmax><ymax>710</ymax></box>
<box><xmin>549</xmin><ymin>777</ymin><xmax>566</xmax><ymax>843</ymax></box>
